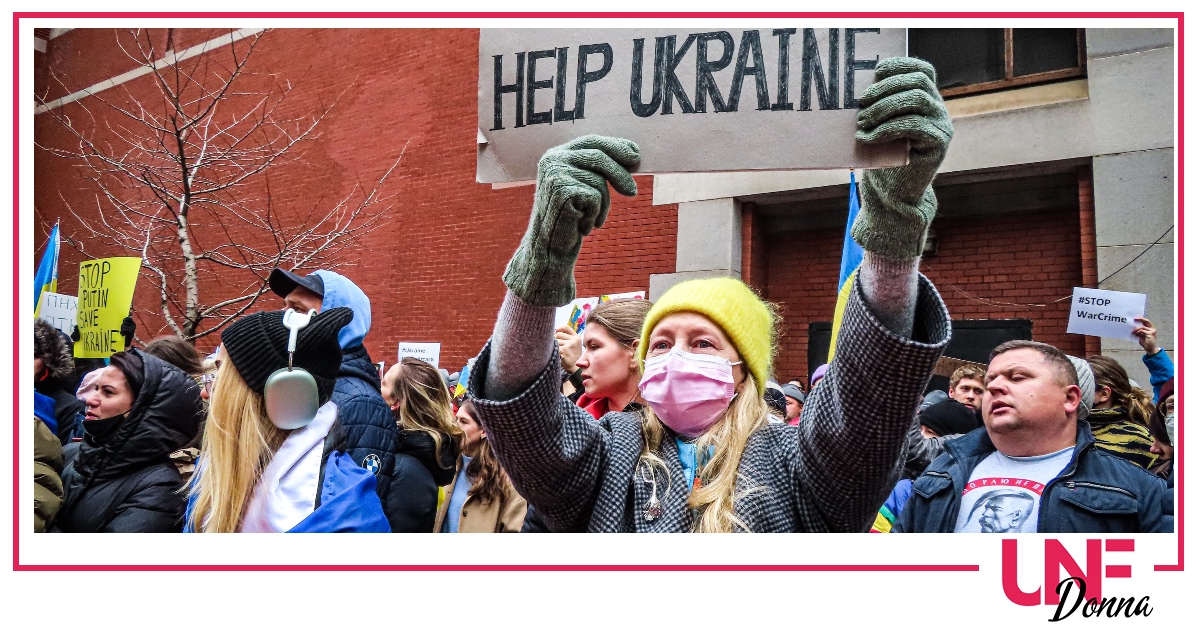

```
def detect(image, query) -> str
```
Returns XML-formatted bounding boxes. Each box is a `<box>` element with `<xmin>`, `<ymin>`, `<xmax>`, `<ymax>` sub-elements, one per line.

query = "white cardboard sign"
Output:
<box><xmin>1066</xmin><ymin>287</ymin><xmax>1147</xmax><ymax>342</ymax></box>
<box><xmin>554</xmin><ymin>297</ymin><xmax>600</xmax><ymax>333</ymax></box>
<box><xmin>397</xmin><ymin>342</ymin><xmax>441</xmax><ymax>368</ymax></box>
<box><xmin>478</xmin><ymin>28</ymin><xmax>909</xmax><ymax>183</ymax></box>
<box><xmin>37</xmin><ymin>291</ymin><xmax>78</xmax><ymax>338</ymax></box>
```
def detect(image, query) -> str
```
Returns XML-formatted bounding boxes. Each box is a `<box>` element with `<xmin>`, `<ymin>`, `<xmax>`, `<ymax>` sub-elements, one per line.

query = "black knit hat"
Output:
<box><xmin>220</xmin><ymin>307</ymin><xmax>353</xmax><ymax>405</ymax></box>
<box><xmin>918</xmin><ymin>399</ymin><xmax>983</xmax><ymax>438</ymax></box>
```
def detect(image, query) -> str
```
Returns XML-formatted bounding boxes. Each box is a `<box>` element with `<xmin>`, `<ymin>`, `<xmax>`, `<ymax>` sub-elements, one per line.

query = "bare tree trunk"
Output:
<box><xmin>177</xmin><ymin>212</ymin><xmax>202</xmax><ymax>338</ymax></box>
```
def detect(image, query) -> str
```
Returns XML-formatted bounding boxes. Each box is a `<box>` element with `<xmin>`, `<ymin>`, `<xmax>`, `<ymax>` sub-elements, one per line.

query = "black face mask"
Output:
<box><xmin>82</xmin><ymin>413</ymin><xmax>126</xmax><ymax>445</ymax></box>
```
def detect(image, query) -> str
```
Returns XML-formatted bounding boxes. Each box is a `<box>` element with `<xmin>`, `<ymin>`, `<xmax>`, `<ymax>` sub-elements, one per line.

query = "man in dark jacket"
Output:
<box><xmin>269</xmin><ymin>267</ymin><xmax>437</xmax><ymax>532</ymax></box>
<box><xmin>896</xmin><ymin>340</ymin><xmax>1172</xmax><ymax>533</ymax></box>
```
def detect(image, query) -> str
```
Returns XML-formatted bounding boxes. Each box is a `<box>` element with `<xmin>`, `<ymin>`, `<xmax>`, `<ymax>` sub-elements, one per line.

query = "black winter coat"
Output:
<box><xmin>54</xmin><ymin>350</ymin><xmax>205</xmax><ymax>533</ymax></box>
<box><xmin>392</xmin><ymin>429</ymin><xmax>459</xmax><ymax>532</ymax></box>
<box><xmin>332</xmin><ymin>345</ymin><xmax>440</xmax><ymax>532</ymax></box>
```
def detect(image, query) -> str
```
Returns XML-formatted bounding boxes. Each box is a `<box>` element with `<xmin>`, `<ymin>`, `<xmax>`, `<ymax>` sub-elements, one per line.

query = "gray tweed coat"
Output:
<box><xmin>468</xmin><ymin>275</ymin><xmax>952</xmax><ymax>532</ymax></box>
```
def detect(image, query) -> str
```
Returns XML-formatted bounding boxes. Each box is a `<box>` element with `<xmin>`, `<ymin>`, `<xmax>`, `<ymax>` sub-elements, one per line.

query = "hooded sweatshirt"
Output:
<box><xmin>310</xmin><ymin>270</ymin><xmax>391</xmax><ymax>436</ymax></box>
<box><xmin>313</xmin><ymin>270</ymin><xmax>371</xmax><ymax>350</ymax></box>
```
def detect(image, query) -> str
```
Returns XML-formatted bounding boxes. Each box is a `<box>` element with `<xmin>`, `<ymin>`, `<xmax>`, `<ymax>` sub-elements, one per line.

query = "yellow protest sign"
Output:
<box><xmin>73</xmin><ymin>257</ymin><xmax>142</xmax><ymax>358</ymax></box>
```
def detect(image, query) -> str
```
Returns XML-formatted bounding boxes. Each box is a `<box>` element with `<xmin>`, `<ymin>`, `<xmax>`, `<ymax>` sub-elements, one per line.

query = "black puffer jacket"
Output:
<box><xmin>333</xmin><ymin>346</ymin><xmax>442</xmax><ymax>532</ymax></box>
<box><xmin>393</xmin><ymin>429</ymin><xmax>458</xmax><ymax>532</ymax></box>
<box><xmin>54</xmin><ymin>350</ymin><xmax>204</xmax><ymax>532</ymax></box>
<box><xmin>397</xmin><ymin>429</ymin><xmax>459</xmax><ymax>486</ymax></box>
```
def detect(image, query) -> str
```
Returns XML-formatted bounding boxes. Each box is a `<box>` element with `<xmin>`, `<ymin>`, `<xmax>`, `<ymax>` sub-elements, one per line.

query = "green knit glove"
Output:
<box><xmin>852</xmin><ymin>57</ymin><xmax>954</xmax><ymax>259</ymax></box>
<box><xmin>503</xmin><ymin>135</ymin><xmax>640</xmax><ymax>306</ymax></box>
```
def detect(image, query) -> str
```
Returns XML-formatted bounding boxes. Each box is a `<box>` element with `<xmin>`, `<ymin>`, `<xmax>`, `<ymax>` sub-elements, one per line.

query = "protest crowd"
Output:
<box><xmin>32</xmin><ymin>57</ymin><xmax>1175</xmax><ymax>535</ymax></box>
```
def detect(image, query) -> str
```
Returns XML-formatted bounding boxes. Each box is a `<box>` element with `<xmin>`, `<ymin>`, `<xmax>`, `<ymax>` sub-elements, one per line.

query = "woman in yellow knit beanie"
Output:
<box><xmin>635</xmin><ymin>276</ymin><xmax>779</xmax><ymax>532</ymax></box>
<box><xmin>639</xmin><ymin>276</ymin><xmax>777</xmax><ymax>395</ymax></box>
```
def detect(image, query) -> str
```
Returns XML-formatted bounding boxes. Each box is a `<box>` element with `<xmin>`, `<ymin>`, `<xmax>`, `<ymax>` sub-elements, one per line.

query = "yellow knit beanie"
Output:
<box><xmin>638</xmin><ymin>277</ymin><xmax>775</xmax><ymax>395</ymax></box>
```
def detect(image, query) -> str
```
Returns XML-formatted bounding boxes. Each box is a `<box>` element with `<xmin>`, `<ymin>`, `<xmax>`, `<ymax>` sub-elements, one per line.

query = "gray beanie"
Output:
<box><xmin>781</xmin><ymin>383</ymin><xmax>806</xmax><ymax>404</ymax></box>
<box><xmin>1067</xmin><ymin>355</ymin><xmax>1095</xmax><ymax>422</ymax></box>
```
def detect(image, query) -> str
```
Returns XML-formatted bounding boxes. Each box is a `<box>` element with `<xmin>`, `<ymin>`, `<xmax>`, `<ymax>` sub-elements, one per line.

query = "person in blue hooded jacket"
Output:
<box><xmin>268</xmin><ymin>267</ymin><xmax>439</xmax><ymax>532</ymax></box>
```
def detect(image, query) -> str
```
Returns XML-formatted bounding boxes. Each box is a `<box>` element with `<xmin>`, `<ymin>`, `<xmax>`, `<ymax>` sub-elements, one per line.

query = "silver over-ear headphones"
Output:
<box><xmin>264</xmin><ymin>308</ymin><xmax>320</xmax><ymax>430</ymax></box>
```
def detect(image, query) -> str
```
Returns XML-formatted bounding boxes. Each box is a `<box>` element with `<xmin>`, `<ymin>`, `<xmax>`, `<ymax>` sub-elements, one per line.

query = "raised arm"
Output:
<box><xmin>1134</xmin><ymin>317</ymin><xmax>1174</xmax><ymax>402</ymax></box>
<box><xmin>483</xmin><ymin>135</ymin><xmax>641</xmax><ymax>400</ymax></box>
<box><xmin>471</xmin><ymin>136</ymin><xmax>641</xmax><ymax>531</ymax></box>
<box><xmin>853</xmin><ymin>57</ymin><xmax>954</xmax><ymax>336</ymax></box>
<box><xmin>794</xmin><ymin>58</ymin><xmax>954</xmax><ymax>531</ymax></box>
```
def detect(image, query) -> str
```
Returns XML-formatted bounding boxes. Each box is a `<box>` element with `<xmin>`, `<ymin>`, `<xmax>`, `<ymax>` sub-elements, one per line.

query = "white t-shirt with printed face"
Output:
<box><xmin>954</xmin><ymin>446</ymin><xmax>1074</xmax><ymax>533</ymax></box>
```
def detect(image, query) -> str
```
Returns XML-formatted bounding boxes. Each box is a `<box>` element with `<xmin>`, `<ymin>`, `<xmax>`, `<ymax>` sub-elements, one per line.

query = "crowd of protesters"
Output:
<box><xmin>32</xmin><ymin>57</ymin><xmax>1175</xmax><ymax>534</ymax></box>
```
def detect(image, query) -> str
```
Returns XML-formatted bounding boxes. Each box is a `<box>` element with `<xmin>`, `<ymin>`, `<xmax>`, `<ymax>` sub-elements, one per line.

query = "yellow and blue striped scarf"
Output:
<box><xmin>1088</xmin><ymin>407</ymin><xmax>1158</xmax><ymax>470</ymax></box>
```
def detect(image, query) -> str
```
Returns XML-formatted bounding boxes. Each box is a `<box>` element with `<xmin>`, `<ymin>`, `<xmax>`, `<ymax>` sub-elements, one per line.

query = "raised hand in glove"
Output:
<box><xmin>503</xmin><ymin>135</ymin><xmax>640</xmax><ymax>307</ymax></box>
<box><xmin>852</xmin><ymin>57</ymin><xmax>954</xmax><ymax>260</ymax></box>
<box><xmin>120</xmin><ymin>315</ymin><xmax>136</xmax><ymax>348</ymax></box>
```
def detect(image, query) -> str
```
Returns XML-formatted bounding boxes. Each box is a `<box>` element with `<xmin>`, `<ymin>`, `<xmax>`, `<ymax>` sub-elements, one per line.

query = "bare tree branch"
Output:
<box><xmin>37</xmin><ymin>28</ymin><xmax>401</xmax><ymax>342</ymax></box>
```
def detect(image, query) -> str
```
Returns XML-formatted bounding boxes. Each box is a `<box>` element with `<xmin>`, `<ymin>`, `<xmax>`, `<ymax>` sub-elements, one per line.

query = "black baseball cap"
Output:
<box><xmin>268</xmin><ymin>267</ymin><xmax>325</xmax><ymax>299</ymax></box>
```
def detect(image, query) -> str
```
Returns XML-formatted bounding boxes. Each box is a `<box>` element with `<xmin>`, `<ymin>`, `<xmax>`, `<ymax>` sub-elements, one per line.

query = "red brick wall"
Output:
<box><xmin>766</xmin><ymin>207</ymin><xmax>1087</xmax><ymax>383</ymax></box>
<box><xmin>33</xmin><ymin>28</ymin><xmax>678</xmax><ymax>372</ymax></box>
<box><xmin>764</xmin><ymin>224</ymin><xmax>843</xmax><ymax>383</ymax></box>
<box><xmin>740</xmin><ymin>202</ymin><xmax>768</xmax><ymax>295</ymax></box>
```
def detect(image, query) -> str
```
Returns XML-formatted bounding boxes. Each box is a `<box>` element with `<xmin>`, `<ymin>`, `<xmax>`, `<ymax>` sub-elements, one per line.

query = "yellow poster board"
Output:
<box><xmin>73</xmin><ymin>257</ymin><xmax>142</xmax><ymax>359</ymax></box>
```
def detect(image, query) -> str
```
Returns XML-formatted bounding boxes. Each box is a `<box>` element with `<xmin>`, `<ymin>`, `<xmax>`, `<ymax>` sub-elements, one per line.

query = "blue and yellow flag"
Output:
<box><xmin>33</xmin><ymin>223</ymin><xmax>60</xmax><ymax>316</ymax></box>
<box><xmin>827</xmin><ymin>173</ymin><xmax>863</xmax><ymax>363</ymax></box>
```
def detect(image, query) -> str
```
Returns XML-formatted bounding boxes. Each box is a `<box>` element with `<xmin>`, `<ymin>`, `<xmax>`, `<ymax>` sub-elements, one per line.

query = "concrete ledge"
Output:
<box><xmin>945</xmin><ymin>79</ymin><xmax>1089</xmax><ymax>119</ymax></box>
<box><xmin>1087</xmin><ymin>28</ymin><xmax>1173</xmax><ymax>59</ymax></box>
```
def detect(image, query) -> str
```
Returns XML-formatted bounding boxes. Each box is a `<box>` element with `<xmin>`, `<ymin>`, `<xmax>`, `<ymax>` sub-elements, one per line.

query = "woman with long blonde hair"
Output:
<box><xmin>186</xmin><ymin>307</ymin><xmax>388</xmax><ymax>533</ymax></box>
<box><xmin>381</xmin><ymin>357</ymin><xmax>463</xmax><ymax>515</ymax></box>
<box><xmin>466</xmin><ymin>57</ymin><xmax>955</xmax><ymax>533</ymax></box>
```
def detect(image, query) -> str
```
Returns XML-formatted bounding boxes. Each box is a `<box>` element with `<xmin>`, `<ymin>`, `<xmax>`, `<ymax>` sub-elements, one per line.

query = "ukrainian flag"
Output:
<box><xmin>827</xmin><ymin>173</ymin><xmax>863</xmax><ymax>363</ymax></box>
<box><xmin>33</xmin><ymin>223</ymin><xmax>60</xmax><ymax>317</ymax></box>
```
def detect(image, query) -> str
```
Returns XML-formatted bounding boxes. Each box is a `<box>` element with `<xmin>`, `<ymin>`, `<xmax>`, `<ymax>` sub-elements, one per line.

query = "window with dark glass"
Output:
<box><xmin>909</xmin><ymin>28</ymin><xmax>1086</xmax><ymax>97</ymax></box>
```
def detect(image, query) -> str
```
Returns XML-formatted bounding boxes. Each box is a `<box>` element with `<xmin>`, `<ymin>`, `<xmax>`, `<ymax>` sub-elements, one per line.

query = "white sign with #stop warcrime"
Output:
<box><xmin>1066</xmin><ymin>287</ymin><xmax>1147</xmax><ymax>342</ymax></box>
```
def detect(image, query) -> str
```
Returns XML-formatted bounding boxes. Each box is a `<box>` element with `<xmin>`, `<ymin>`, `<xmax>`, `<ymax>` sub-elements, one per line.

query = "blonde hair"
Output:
<box><xmin>186</xmin><ymin>353</ymin><xmax>286</xmax><ymax>533</ymax></box>
<box><xmin>638</xmin><ymin>372</ymin><xmax>770</xmax><ymax>533</ymax></box>
<box><xmin>390</xmin><ymin>358</ymin><xmax>463</xmax><ymax>466</ymax></box>
<box><xmin>949</xmin><ymin>365</ymin><xmax>986</xmax><ymax>389</ymax></box>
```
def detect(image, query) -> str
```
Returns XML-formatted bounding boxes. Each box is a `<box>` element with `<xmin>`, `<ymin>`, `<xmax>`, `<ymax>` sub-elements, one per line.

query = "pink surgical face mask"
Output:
<box><xmin>638</xmin><ymin>348</ymin><xmax>741</xmax><ymax>439</ymax></box>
